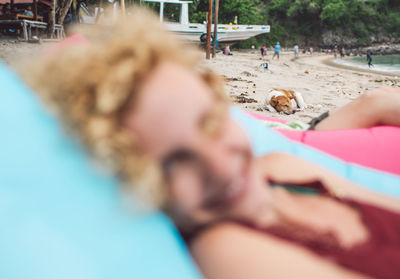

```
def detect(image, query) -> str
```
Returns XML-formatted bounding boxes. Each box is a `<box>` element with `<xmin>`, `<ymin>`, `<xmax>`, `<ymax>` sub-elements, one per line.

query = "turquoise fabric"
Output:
<box><xmin>0</xmin><ymin>63</ymin><xmax>202</xmax><ymax>279</ymax></box>
<box><xmin>231</xmin><ymin>107</ymin><xmax>400</xmax><ymax>197</ymax></box>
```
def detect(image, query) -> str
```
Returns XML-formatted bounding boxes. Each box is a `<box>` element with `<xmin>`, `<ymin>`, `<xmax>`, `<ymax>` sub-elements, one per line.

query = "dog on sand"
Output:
<box><xmin>265</xmin><ymin>89</ymin><xmax>306</xmax><ymax>114</ymax></box>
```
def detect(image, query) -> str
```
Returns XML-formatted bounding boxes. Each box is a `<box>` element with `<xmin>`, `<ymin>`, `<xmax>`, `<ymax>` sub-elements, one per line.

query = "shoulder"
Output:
<box><xmin>190</xmin><ymin>222</ymin><xmax>292</xmax><ymax>278</ymax></box>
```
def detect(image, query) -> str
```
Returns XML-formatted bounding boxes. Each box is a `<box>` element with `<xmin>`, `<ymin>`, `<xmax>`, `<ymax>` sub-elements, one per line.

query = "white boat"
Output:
<box><xmin>143</xmin><ymin>0</ymin><xmax>270</xmax><ymax>45</ymax></box>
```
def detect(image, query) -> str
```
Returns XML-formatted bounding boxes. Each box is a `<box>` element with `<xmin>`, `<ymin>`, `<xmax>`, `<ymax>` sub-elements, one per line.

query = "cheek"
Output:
<box><xmin>220</xmin><ymin>117</ymin><xmax>250</xmax><ymax>147</ymax></box>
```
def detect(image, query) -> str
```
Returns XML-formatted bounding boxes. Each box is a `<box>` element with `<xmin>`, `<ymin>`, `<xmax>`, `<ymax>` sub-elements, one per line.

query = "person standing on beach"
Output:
<box><xmin>340</xmin><ymin>47</ymin><xmax>345</xmax><ymax>58</ymax></box>
<box><xmin>333</xmin><ymin>45</ymin><xmax>338</xmax><ymax>59</ymax></box>
<box><xmin>367</xmin><ymin>51</ymin><xmax>373</xmax><ymax>68</ymax></box>
<box><xmin>260</xmin><ymin>45</ymin><xmax>267</xmax><ymax>57</ymax></box>
<box><xmin>272</xmin><ymin>42</ymin><xmax>280</xmax><ymax>60</ymax></box>
<box><xmin>223</xmin><ymin>46</ymin><xmax>232</xmax><ymax>55</ymax></box>
<box><xmin>294</xmin><ymin>44</ymin><xmax>299</xmax><ymax>57</ymax></box>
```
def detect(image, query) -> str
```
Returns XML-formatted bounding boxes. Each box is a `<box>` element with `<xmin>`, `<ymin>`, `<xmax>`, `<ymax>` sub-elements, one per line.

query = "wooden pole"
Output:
<box><xmin>33</xmin><ymin>0</ymin><xmax>38</xmax><ymax>36</ymax></box>
<box><xmin>120</xmin><ymin>0</ymin><xmax>126</xmax><ymax>17</ymax></box>
<box><xmin>212</xmin><ymin>0</ymin><xmax>219</xmax><ymax>58</ymax></box>
<box><xmin>206</xmin><ymin>0</ymin><xmax>213</xmax><ymax>59</ymax></box>
<box><xmin>33</xmin><ymin>0</ymin><xmax>38</xmax><ymax>21</ymax></box>
<box><xmin>95</xmin><ymin>0</ymin><xmax>103</xmax><ymax>24</ymax></box>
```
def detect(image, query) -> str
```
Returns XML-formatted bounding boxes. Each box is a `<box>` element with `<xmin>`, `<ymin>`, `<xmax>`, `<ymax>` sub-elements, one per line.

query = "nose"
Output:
<box><xmin>196</xmin><ymin>120</ymin><xmax>250</xmax><ymax>181</ymax></box>
<box><xmin>199</xmin><ymin>142</ymin><xmax>245</xmax><ymax>180</ymax></box>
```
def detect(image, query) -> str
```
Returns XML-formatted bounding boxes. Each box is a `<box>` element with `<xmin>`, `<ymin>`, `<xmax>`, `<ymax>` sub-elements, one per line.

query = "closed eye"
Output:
<box><xmin>198</xmin><ymin>102</ymin><xmax>227</xmax><ymax>137</ymax></box>
<box><xmin>162</xmin><ymin>149</ymin><xmax>199</xmax><ymax>181</ymax></box>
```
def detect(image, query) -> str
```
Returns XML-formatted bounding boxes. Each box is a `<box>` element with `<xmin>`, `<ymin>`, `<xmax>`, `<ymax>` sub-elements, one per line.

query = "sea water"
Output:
<box><xmin>333</xmin><ymin>54</ymin><xmax>400</xmax><ymax>74</ymax></box>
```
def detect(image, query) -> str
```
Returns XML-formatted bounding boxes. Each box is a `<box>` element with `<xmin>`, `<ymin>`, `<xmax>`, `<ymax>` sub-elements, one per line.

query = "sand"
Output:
<box><xmin>1</xmin><ymin>40</ymin><xmax>399</xmax><ymax>124</ymax></box>
<box><xmin>0</xmin><ymin>39</ymin><xmax>53</xmax><ymax>66</ymax></box>
<box><xmin>203</xmin><ymin>50</ymin><xmax>400</xmax><ymax>123</ymax></box>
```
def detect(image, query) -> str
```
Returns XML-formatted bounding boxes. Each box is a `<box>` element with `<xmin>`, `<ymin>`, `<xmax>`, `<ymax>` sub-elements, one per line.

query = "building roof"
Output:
<box><xmin>0</xmin><ymin>0</ymin><xmax>51</xmax><ymax>6</ymax></box>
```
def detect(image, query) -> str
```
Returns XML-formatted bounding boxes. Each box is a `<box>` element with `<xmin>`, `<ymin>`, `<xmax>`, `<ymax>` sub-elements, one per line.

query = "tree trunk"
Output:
<box><xmin>56</xmin><ymin>0</ymin><xmax>74</xmax><ymax>25</ymax></box>
<box><xmin>48</xmin><ymin>0</ymin><xmax>56</xmax><ymax>38</ymax></box>
<box><xmin>76</xmin><ymin>0</ymin><xmax>81</xmax><ymax>23</ymax></box>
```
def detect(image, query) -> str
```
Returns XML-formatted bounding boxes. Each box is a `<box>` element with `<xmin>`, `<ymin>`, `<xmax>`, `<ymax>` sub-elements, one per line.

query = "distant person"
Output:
<box><xmin>340</xmin><ymin>47</ymin><xmax>345</xmax><ymax>58</ymax></box>
<box><xmin>367</xmin><ymin>51</ymin><xmax>373</xmax><ymax>68</ymax></box>
<box><xmin>23</xmin><ymin>6</ymin><xmax>33</xmax><ymax>16</ymax></box>
<box><xmin>309</xmin><ymin>47</ymin><xmax>314</xmax><ymax>55</ymax></box>
<box><xmin>223</xmin><ymin>45</ymin><xmax>232</xmax><ymax>56</ymax></box>
<box><xmin>333</xmin><ymin>45</ymin><xmax>338</xmax><ymax>59</ymax></box>
<box><xmin>260</xmin><ymin>45</ymin><xmax>266</xmax><ymax>57</ymax></box>
<box><xmin>294</xmin><ymin>44</ymin><xmax>299</xmax><ymax>57</ymax></box>
<box><xmin>272</xmin><ymin>42</ymin><xmax>280</xmax><ymax>60</ymax></box>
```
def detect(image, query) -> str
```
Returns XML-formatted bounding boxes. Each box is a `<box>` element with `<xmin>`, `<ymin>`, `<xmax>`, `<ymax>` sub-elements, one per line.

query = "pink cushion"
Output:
<box><xmin>44</xmin><ymin>34</ymin><xmax>90</xmax><ymax>57</ymax></box>
<box><xmin>250</xmin><ymin>113</ymin><xmax>400</xmax><ymax>175</ymax></box>
<box><xmin>246</xmin><ymin>111</ymin><xmax>287</xmax><ymax>123</ymax></box>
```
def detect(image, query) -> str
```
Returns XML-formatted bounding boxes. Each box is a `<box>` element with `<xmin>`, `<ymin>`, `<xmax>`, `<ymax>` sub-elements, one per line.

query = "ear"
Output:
<box><xmin>270</xmin><ymin>96</ymin><xmax>278</xmax><ymax>106</ymax></box>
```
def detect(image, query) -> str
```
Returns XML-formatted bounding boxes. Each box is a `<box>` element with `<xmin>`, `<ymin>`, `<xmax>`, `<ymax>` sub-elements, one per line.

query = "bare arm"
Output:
<box><xmin>315</xmin><ymin>87</ymin><xmax>400</xmax><ymax>130</ymax></box>
<box><xmin>257</xmin><ymin>153</ymin><xmax>400</xmax><ymax>212</ymax></box>
<box><xmin>191</xmin><ymin>222</ymin><xmax>368</xmax><ymax>279</ymax></box>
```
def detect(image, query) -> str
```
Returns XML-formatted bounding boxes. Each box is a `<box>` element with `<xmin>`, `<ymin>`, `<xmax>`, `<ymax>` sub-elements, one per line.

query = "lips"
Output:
<box><xmin>202</xmin><ymin>162</ymin><xmax>251</xmax><ymax>212</ymax></box>
<box><xmin>224</xmin><ymin>175</ymin><xmax>249</xmax><ymax>206</ymax></box>
<box><xmin>226</xmin><ymin>177</ymin><xmax>245</xmax><ymax>199</ymax></box>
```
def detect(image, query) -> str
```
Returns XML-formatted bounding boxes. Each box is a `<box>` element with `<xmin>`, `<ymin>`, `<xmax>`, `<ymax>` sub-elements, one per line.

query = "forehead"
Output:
<box><xmin>137</xmin><ymin>62</ymin><xmax>213</xmax><ymax>109</ymax></box>
<box><xmin>126</xmin><ymin>62</ymin><xmax>215</xmax><ymax>158</ymax></box>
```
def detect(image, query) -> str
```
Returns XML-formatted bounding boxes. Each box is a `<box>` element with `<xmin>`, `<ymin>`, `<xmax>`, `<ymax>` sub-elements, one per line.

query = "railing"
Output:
<box><xmin>0</xmin><ymin>19</ymin><xmax>63</xmax><ymax>41</ymax></box>
<box><xmin>0</xmin><ymin>14</ymin><xmax>44</xmax><ymax>21</ymax></box>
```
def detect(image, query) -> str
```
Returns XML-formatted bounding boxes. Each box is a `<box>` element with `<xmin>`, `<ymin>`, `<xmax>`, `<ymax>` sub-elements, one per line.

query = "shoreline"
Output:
<box><xmin>322</xmin><ymin>57</ymin><xmax>400</xmax><ymax>77</ymax></box>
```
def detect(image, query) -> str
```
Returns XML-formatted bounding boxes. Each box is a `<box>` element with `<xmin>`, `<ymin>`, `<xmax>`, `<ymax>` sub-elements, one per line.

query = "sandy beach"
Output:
<box><xmin>1</xmin><ymin>40</ymin><xmax>399</xmax><ymax>124</ymax></box>
<box><xmin>204</xmin><ymin>50</ymin><xmax>400</xmax><ymax>123</ymax></box>
<box><xmin>0</xmin><ymin>39</ymin><xmax>51</xmax><ymax>66</ymax></box>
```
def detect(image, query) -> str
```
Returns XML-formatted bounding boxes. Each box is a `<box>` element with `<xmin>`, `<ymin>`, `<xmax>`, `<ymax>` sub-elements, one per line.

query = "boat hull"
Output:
<box><xmin>165</xmin><ymin>22</ymin><xmax>270</xmax><ymax>45</ymax></box>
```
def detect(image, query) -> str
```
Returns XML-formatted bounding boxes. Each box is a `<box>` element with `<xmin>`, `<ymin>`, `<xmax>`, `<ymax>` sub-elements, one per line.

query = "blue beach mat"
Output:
<box><xmin>0</xmin><ymin>62</ymin><xmax>202</xmax><ymax>279</ymax></box>
<box><xmin>231</xmin><ymin>107</ymin><xmax>400</xmax><ymax>197</ymax></box>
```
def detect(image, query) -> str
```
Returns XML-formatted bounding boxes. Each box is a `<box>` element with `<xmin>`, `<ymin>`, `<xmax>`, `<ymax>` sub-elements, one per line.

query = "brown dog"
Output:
<box><xmin>265</xmin><ymin>89</ymin><xmax>306</xmax><ymax>114</ymax></box>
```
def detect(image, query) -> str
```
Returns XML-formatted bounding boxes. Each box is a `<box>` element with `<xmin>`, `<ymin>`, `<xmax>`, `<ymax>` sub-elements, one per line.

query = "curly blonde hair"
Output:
<box><xmin>24</xmin><ymin>8</ymin><xmax>228</xmax><ymax>207</ymax></box>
